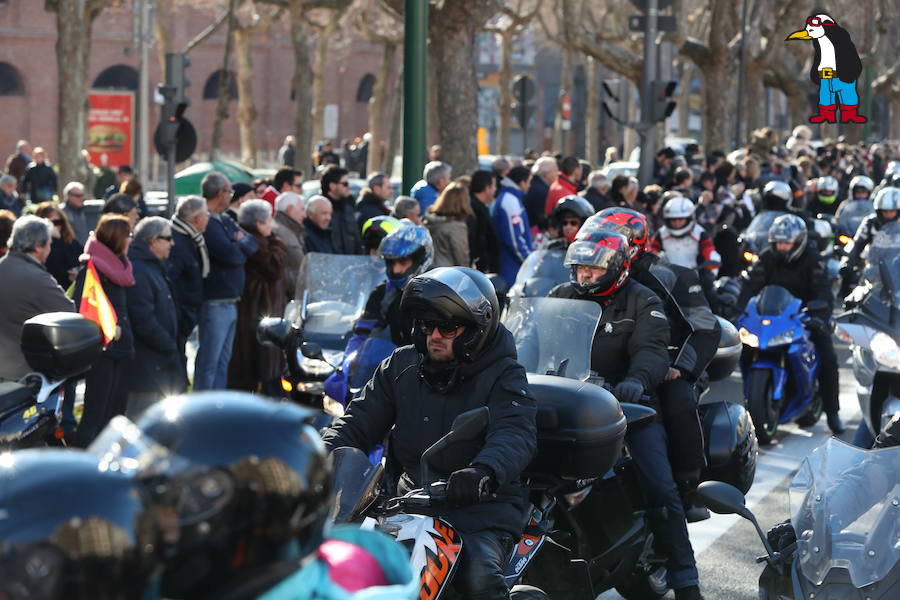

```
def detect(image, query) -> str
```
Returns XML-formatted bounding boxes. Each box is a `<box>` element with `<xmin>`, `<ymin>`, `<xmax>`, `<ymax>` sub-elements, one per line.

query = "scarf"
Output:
<box><xmin>171</xmin><ymin>215</ymin><xmax>210</xmax><ymax>278</ymax></box>
<box><xmin>80</xmin><ymin>238</ymin><xmax>135</xmax><ymax>287</ymax></box>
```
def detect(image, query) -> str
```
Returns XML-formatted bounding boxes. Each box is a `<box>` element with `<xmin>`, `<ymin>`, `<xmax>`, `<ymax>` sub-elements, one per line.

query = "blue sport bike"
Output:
<box><xmin>737</xmin><ymin>285</ymin><xmax>824</xmax><ymax>444</ymax></box>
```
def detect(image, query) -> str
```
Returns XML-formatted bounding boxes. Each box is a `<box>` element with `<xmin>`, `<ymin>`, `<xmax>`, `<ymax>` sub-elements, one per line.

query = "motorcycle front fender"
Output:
<box><xmin>750</xmin><ymin>360</ymin><xmax>788</xmax><ymax>401</ymax></box>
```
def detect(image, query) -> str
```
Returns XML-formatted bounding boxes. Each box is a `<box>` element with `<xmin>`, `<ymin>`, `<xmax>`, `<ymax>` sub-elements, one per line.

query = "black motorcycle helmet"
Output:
<box><xmin>401</xmin><ymin>267</ymin><xmax>500</xmax><ymax>363</ymax></box>
<box><xmin>89</xmin><ymin>393</ymin><xmax>331</xmax><ymax>599</ymax></box>
<box><xmin>551</xmin><ymin>195</ymin><xmax>595</xmax><ymax>243</ymax></box>
<box><xmin>564</xmin><ymin>230</ymin><xmax>632</xmax><ymax>297</ymax></box>
<box><xmin>767</xmin><ymin>213</ymin><xmax>808</xmax><ymax>263</ymax></box>
<box><xmin>0</xmin><ymin>449</ymin><xmax>160</xmax><ymax>600</ymax></box>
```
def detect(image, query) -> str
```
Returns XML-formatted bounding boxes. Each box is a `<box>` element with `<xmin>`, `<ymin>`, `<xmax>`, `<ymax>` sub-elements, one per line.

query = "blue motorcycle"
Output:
<box><xmin>737</xmin><ymin>285</ymin><xmax>824</xmax><ymax>444</ymax></box>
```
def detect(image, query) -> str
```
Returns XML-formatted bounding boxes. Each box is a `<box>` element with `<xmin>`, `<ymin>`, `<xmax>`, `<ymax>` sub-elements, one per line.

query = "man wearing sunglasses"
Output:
<box><xmin>323</xmin><ymin>267</ymin><xmax>537</xmax><ymax>600</ymax></box>
<box><xmin>546</xmin><ymin>195</ymin><xmax>595</xmax><ymax>250</ymax></box>
<box><xmin>321</xmin><ymin>165</ymin><xmax>362</xmax><ymax>255</ymax></box>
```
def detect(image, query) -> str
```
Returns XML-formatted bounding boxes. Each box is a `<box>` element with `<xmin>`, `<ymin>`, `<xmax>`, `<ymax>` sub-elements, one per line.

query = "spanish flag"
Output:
<box><xmin>79</xmin><ymin>259</ymin><xmax>118</xmax><ymax>347</ymax></box>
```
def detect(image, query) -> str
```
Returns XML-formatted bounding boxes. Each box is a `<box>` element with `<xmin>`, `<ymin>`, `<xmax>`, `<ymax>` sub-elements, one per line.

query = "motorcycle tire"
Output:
<box><xmin>795</xmin><ymin>393</ymin><xmax>823</xmax><ymax>428</ymax></box>
<box><xmin>509</xmin><ymin>584</ymin><xmax>551</xmax><ymax>599</ymax></box>
<box><xmin>615</xmin><ymin>566</ymin><xmax>668</xmax><ymax>600</ymax></box>
<box><xmin>748</xmin><ymin>369</ymin><xmax>779</xmax><ymax>445</ymax></box>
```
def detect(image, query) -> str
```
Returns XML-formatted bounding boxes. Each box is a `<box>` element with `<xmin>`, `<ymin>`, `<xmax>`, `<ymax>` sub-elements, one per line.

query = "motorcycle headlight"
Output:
<box><xmin>871</xmin><ymin>332</ymin><xmax>900</xmax><ymax>370</ymax></box>
<box><xmin>838</xmin><ymin>234</ymin><xmax>852</xmax><ymax>246</ymax></box>
<box><xmin>298</xmin><ymin>354</ymin><xmax>335</xmax><ymax>377</ymax></box>
<box><xmin>742</xmin><ymin>251</ymin><xmax>758</xmax><ymax>263</ymax></box>
<box><xmin>739</xmin><ymin>327</ymin><xmax>759</xmax><ymax>347</ymax></box>
<box><xmin>767</xmin><ymin>328</ymin><xmax>796</xmax><ymax>347</ymax></box>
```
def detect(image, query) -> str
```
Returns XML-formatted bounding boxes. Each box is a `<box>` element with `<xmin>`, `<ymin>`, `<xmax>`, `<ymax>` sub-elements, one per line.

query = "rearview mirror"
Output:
<box><xmin>697</xmin><ymin>480</ymin><xmax>748</xmax><ymax>517</ymax></box>
<box><xmin>256</xmin><ymin>317</ymin><xmax>293</xmax><ymax>349</ymax></box>
<box><xmin>300</xmin><ymin>341</ymin><xmax>325</xmax><ymax>361</ymax></box>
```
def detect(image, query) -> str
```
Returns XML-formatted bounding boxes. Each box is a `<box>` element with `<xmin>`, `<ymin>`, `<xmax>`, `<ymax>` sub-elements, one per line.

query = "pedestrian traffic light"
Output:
<box><xmin>166</xmin><ymin>52</ymin><xmax>191</xmax><ymax>107</ymax></box>
<box><xmin>155</xmin><ymin>52</ymin><xmax>196</xmax><ymax>162</ymax></box>
<box><xmin>650</xmin><ymin>80</ymin><xmax>677</xmax><ymax>122</ymax></box>
<box><xmin>602</xmin><ymin>79</ymin><xmax>628</xmax><ymax>124</ymax></box>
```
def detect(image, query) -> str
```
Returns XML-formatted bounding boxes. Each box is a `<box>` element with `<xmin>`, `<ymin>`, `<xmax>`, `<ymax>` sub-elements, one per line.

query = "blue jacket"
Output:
<box><xmin>259</xmin><ymin>526</ymin><xmax>417</xmax><ymax>600</ymax></box>
<box><xmin>123</xmin><ymin>241</ymin><xmax>183</xmax><ymax>394</ymax></box>
<box><xmin>411</xmin><ymin>180</ymin><xmax>439</xmax><ymax>213</ymax></box>
<box><xmin>492</xmin><ymin>184</ymin><xmax>533</xmax><ymax>285</ymax></box>
<box><xmin>167</xmin><ymin>230</ymin><xmax>203</xmax><ymax>339</ymax></box>
<box><xmin>202</xmin><ymin>212</ymin><xmax>258</xmax><ymax>301</ymax></box>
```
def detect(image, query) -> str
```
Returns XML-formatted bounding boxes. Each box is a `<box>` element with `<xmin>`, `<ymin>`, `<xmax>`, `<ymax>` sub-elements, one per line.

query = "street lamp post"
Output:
<box><xmin>402</xmin><ymin>0</ymin><xmax>427</xmax><ymax>195</ymax></box>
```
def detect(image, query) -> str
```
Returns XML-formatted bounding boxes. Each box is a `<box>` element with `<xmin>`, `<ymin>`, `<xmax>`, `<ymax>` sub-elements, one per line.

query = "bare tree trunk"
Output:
<box><xmin>211</xmin><ymin>0</ymin><xmax>239</xmax><ymax>160</ymax></box>
<box><xmin>892</xmin><ymin>99</ymin><xmax>900</xmax><ymax>139</ymax></box>
<box><xmin>311</xmin><ymin>19</ymin><xmax>334</xmax><ymax>147</ymax></box>
<box><xmin>585</xmin><ymin>55</ymin><xmax>599</xmax><ymax>164</ymax></box>
<box><xmin>367</xmin><ymin>40</ymin><xmax>396</xmax><ymax>175</ymax></box>
<box><xmin>744</xmin><ymin>63</ymin><xmax>765</xmax><ymax>144</ymax></box>
<box><xmin>154</xmin><ymin>0</ymin><xmax>174</xmax><ymax>72</ymax></box>
<box><xmin>235</xmin><ymin>29</ymin><xmax>257</xmax><ymax>167</ymax></box>
<box><xmin>427</xmin><ymin>1</ymin><xmax>499</xmax><ymax>175</ymax></box>
<box><xmin>385</xmin><ymin>63</ymin><xmax>403</xmax><ymax>178</ymax></box>
<box><xmin>554</xmin><ymin>47</ymin><xmax>573</xmax><ymax>154</ymax></box>
<box><xmin>291</xmin><ymin>0</ymin><xmax>315</xmax><ymax>175</ymax></box>
<box><xmin>497</xmin><ymin>28</ymin><xmax>513</xmax><ymax>156</ymax></box>
<box><xmin>677</xmin><ymin>64</ymin><xmax>691</xmax><ymax>137</ymax></box>
<box><xmin>51</xmin><ymin>0</ymin><xmax>104</xmax><ymax>191</ymax></box>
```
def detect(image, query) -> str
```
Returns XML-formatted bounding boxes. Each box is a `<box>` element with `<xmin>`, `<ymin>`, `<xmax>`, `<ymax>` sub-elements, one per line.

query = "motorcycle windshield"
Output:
<box><xmin>744</xmin><ymin>211</ymin><xmax>786</xmax><ymax>252</ymax></box>
<box><xmin>508</xmin><ymin>249</ymin><xmax>570</xmax><ymax>298</ymax></box>
<box><xmin>502</xmin><ymin>297</ymin><xmax>601</xmax><ymax>381</ymax></box>
<box><xmin>789</xmin><ymin>438</ymin><xmax>900</xmax><ymax>588</ymax></box>
<box><xmin>836</xmin><ymin>201</ymin><xmax>874</xmax><ymax>236</ymax></box>
<box><xmin>755</xmin><ymin>285</ymin><xmax>797</xmax><ymax>316</ymax></box>
<box><xmin>864</xmin><ymin>222</ymin><xmax>900</xmax><ymax>294</ymax></box>
<box><xmin>295</xmin><ymin>253</ymin><xmax>385</xmax><ymax>340</ymax></box>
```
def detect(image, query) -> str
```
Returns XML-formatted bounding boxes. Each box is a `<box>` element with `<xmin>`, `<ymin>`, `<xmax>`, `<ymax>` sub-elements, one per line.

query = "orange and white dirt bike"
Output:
<box><xmin>330</xmin><ymin>408</ymin><xmax>551</xmax><ymax>600</ymax></box>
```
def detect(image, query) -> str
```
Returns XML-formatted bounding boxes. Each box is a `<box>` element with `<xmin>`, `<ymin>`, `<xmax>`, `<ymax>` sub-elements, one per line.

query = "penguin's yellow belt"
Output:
<box><xmin>819</xmin><ymin>68</ymin><xmax>835</xmax><ymax>79</ymax></box>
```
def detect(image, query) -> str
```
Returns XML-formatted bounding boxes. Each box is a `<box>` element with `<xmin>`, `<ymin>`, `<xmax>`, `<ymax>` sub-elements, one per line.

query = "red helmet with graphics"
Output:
<box><xmin>564</xmin><ymin>230</ymin><xmax>631</xmax><ymax>297</ymax></box>
<box><xmin>580</xmin><ymin>208</ymin><xmax>650</xmax><ymax>260</ymax></box>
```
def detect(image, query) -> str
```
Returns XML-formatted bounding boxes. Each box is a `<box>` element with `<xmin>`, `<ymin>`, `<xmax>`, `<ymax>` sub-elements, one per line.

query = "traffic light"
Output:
<box><xmin>650</xmin><ymin>79</ymin><xmax>677</xmax><ymax>122</ymax></box>
<box><xmin>155</xmin><ymin>52</ymin><xmax>196</xmax><ymax>162</ymax></box>
<box><xmin>601</xmin><ymin>79</ymin><xmax>628</xmax><ymax>124</ymax></box>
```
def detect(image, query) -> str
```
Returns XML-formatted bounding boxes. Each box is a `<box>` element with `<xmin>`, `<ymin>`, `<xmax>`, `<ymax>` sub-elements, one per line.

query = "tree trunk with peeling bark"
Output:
<box><xmin>235</xmin><ymin>29</ymin><xmax>258</xmax><ymax>167</ymax></box>
<box><xmin>310</xmin><ymin>20</ymin><xmax>333</xmax><ymax>147</ymax></box>
<box><xmin>367</xmin><ymin>41</ymin><xmax>397</xmax><ymax>175</ymax></box>
<box><xmin>427</xmin><ymin>0</ymin><xmax>500</xmax><ymax>174</ymax></box>
<box><xmin>211</xmin><ymin>0</ymin><xmax>239</xmax><ymax>160</ymax></box>
<box><xmin>497</xmin><ymin>28</ymin><xmax>514</xmax><ymax>156</ymax></box>
<box><xmin>291</xmin><ymin>1</ymin><xmax>315</xmax><ymax>175</ymax></box>
<box><xmin>48</xmin><ymin>0</ymin><xmax>104</xmax><ymax>192</ymax></box>
<box><xmin>385</xmin><ymin>63</ymin><xmax>403</xmax><ymax>178</ymax></box>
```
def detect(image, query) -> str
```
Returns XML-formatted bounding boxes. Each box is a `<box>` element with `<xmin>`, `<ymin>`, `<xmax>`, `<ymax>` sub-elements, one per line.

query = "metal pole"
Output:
<box><xmin>402</xmin><ymin>0</ymin><xmax>427</xmax><ymax>195</ymax></box>
<box><xmin>166</xmin><ymin>142</ymin><xmax>176</xmax><ymax>216</ymax></box>
<box><xmin>734</xmin><ymin>0</ymin><xmax>749</xmax><ymax>149</ymax></box>
<box><xmin>637</xmin><ymin>0</ymin><xmax>658</xmax><ymax>187</ymax></box>
<box><xmin>138</xmin><ymin>0</ymin><xmax>151</xmax><ymax>184</ymax></box>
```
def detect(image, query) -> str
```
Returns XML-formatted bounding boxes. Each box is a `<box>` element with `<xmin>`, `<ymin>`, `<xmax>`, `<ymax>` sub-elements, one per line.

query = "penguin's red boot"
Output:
<box><xmin>809</xmin><ymin>104</ymin><xmax>837</xmax><ymax>123</ymax></box>
<box><xmin>839</xmin><ymin>104</ymin><xmax>867</xmax><ymax>123</ymax></box>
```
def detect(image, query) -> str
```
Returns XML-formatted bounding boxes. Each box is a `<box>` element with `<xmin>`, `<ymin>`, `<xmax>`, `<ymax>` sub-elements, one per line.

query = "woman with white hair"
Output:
<box><xmin>228</xmin><ymin>199</ymin><xmax>288</xmax><ymax>393</ymax></box>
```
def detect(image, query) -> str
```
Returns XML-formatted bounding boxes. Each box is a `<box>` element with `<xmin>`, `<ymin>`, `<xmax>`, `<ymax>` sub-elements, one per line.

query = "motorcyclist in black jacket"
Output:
<box><xmin>549</xmin><ymin>230</ymin><xmax>705</xmax><ymax>600</ymax></box>
<box><xmin>736</xmin><ymin>214</ymin><xmax>844</xmax><ymax>434</ymax></box>
<box><xmin>585</xmin><ymin>207</ymin><xmax>722</xmax><ymax>522</ymax></box>
<box><xmin>322</xmin><ymin>267</ymin><xmax>538</xmax><ymax>600</ymax></box>
<box><xmin>839</xmin><ymin>187</ymin><xmax>900</xmax><ymax>299</ymax></box>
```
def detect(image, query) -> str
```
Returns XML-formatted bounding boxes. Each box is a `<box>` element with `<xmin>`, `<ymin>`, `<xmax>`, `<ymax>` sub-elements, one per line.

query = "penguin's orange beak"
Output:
<box><xmin>786</xmin><ymin>29</ymin><xmax>812</xmax><ymax>40</ymax></box>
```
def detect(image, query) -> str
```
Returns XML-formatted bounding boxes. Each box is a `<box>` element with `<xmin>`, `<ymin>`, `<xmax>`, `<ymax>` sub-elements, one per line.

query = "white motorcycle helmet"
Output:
<box><xmin>662</xmin><ymin>196</ymin><xmax>696</xmax><ymax>237</ymax></box>
<box><xmin>873</xmin><ymin>187</ymin><xmax>900</xmax><ymax>223</ymax></box>
<box><xmin>849</xmin><ymin>175</ymin><xmax>874</xmax><ymax>199</ymax></box>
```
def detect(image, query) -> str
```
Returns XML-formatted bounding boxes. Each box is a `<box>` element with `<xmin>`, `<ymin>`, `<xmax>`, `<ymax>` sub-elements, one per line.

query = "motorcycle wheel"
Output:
<box><xmin>509</xmin><ymin>584</ymin><xmax>551</xmax><ymax>599</ymax></box>
<box><xmin>615</xmin><ymin>566</ymin><xmax>668</xmax><ymax>600</ymax></box>
<box><xmin>795</xmin><ymin>393</ymin><xmax>823</xmax><ymax>428</ymax></box>
<box><xmin>748</xmin><ymin>369</ymin><xmax>779</xmax><ymax>445</ymax></box>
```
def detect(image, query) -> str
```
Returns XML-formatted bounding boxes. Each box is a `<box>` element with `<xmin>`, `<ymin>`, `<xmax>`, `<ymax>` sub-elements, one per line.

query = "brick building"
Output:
<box><xmin>0</xmin><ymin>0</ymin><xmax>388</xmax><ymax>170</ymax></box>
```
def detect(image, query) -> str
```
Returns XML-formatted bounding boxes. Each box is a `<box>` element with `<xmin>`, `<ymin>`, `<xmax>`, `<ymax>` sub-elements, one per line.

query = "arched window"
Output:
<box><xmin>203</xmin><ymin>69</ymin><xmax>238</xmax><ymax>100</ymax></box>
<box><xmin>92</xmin><ymin>64</ymin><xmax>139</xmax><ymax>91</ymax></box>
<box><xmin>0</xmin><ymin>62</ymin><xmax>26</xmax><ymax>96</ymax></box>
<box><xmin>356</xmin><ymin>73</ymin><xmax>375</xmax><ymax>103</ymax></box>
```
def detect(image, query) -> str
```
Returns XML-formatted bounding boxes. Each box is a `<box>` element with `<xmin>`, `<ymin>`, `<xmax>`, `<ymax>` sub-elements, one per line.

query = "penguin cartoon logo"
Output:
<box><xmin>786</xmin><ymin>13</ymin><xmax>866</xmax><ymax>125</ymax></box>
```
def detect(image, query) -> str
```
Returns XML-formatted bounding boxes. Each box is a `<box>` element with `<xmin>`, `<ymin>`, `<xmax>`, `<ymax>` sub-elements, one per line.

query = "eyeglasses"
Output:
<box><xmin>156</xmin><ymin>235</ymin><xmax>173</xmax><ymax>242</ymax></box>
<box><xmin>338</xmin><ymin>180</ymin><xmax>350</xmax><ymax>186</ymax></box>
<box><xmin>51</xmin><ymin>219</ymin><xmax>64</xmax><ymax>227</ymax></box>
<box><xmin>69</xmin><ymin>193</ymin><xmax>84</xmax><ymax>198</ymax></box>
<box><xmin>563</xmin><ymin>219</ymin><xmax>581</xmax><ymax>227</ymax></box>
<box><xmin>418</xmin><ymin>320</ymin><xmax>465</xmax><ymax>339</ymax></box>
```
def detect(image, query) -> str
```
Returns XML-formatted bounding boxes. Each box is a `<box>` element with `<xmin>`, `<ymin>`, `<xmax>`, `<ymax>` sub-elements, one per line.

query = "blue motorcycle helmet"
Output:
<box><xmin>768</xmin><ymin>213</ymin><xmax>808</xmax><ymax>264</ymax></box>
<box><xmin>377</xmin><ymin>224</ymin><xmax>434</xmax><ymax>289</ymax></box>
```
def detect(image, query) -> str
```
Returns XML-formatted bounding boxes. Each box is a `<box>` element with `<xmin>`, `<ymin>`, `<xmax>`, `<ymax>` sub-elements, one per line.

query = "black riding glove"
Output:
<box><xmin>614</xmin><ymin>379</ymin><xmax>644</xmax><ymax>404</ymax></box>
<box><xmin>446</xmin><ymin>465</ymin><xmax>496</xmax><ymax>507</ymax></box>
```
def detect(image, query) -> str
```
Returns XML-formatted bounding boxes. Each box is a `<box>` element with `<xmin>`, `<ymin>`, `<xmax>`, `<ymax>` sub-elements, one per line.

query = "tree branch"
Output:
<box><xmin>183</xmin><ymin>9</ymin><xmax>230</xmax><ymax>54</ymax></box>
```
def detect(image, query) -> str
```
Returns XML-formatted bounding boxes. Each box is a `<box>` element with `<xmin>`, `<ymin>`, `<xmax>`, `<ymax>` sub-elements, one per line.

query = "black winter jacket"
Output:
<box><xmin>467</xmin><ymin>196</ymin><xmax>501</xmax><ymax>274</ymax></box>
<box><xmin>737</xmin><ymin>245</ymin><xmax>832</xmax><ymax>313</ymax></box>
<box><xmin>356</xmin><ymin>282</ymin><xmax>415</xmax><ymax>347</ymax></box>
<box><xmin>168</xmin><ymin>230</ymin><xmax>204</xmax><ymax>339</ymax></box>
<box><xmin>73</xmin><ymin>263</ymin><xmax>134</xmax><ymax>361</ymax></box>
<box><xmin>123</xmin><ymin>242</ymin><xmax>183</xmax><ymax>394</ymax></box>
<box><xmin>550</xmin><ymin>279</ymin><xmax>670</xmax><ymax>392</ymax></box>
<box><xmin>355</xmin><ymin>191</ymin><xmax>391</xmax><ymax>232</ymax></box>
<box><xmin>631</xmin><ymin>254</ymin><xmax>721</xmax><ymax>382</ymax></box>
<box><xmin>303</xmin><ymin>218</ymin><xmax>336</xmax><ymax>254</ymax></box>
<box><xmin>322</xmin><ymin>326</ymin><xmax>538</xmax><ymax>536</ymax></box>
<box><xmin>841</xmin><ymin>213</ymin><xmax>885</xmax><ymax>272</ymax></box>
<box><xmin>326</xmin><ymin>194</ymin><xmax>363</xmax><ymax>255</ymax></box>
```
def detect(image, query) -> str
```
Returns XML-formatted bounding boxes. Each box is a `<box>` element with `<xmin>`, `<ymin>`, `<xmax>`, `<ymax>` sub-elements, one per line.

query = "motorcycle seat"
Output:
<box><xmin>0</xmin><ymin>382</ymin><xmax>34</xmax><ymax>414</ymax></box>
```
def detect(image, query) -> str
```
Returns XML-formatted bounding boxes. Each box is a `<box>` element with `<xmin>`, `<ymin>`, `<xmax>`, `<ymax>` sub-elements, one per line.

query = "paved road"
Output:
<box><xmin>600</xmin><ymin>342</ymin><xmax>859</xmax><ymax>599</ymax></box>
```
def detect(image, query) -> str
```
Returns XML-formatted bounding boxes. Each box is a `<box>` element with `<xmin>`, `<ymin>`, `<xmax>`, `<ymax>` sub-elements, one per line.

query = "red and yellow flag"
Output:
<box><xmin>79</xmin><ymin>259</ymin><xmax>118</xmax><ymax>347</ymax></box>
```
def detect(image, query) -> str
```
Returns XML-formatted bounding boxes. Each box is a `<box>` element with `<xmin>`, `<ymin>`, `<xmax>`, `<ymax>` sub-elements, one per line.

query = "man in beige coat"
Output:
<box><xmin>272</xmin><ymin>192</ymin><xmax>306</xmax><ymax>299</ymax></box>
<box><xmin>0</xmin><ymin>216</ymin><xmax>74</xmax><ymax>381</ymax></box>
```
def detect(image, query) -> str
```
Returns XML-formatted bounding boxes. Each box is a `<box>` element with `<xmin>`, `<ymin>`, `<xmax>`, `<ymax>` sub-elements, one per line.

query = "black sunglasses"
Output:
<box><xmin>156</xmin><ymin>235</ymin><xmax>173</xmax><ymax>241</ymax></box>
<box><xmin>418</xmin><ymin>320</ymin><xmax>464</xmax><ymax>339</ymax></box>
<box><xmin>563</xmin><ymin>219</ymin><xmax>581</xmax><ymax>227</ymax></box>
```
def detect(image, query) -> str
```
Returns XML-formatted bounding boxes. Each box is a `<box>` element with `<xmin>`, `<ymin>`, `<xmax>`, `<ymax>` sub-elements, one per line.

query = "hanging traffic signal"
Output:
<box><xmin>650</xmin><ymin>79</ymin><xmax>677</xmax><ymax>122</ymax></box>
